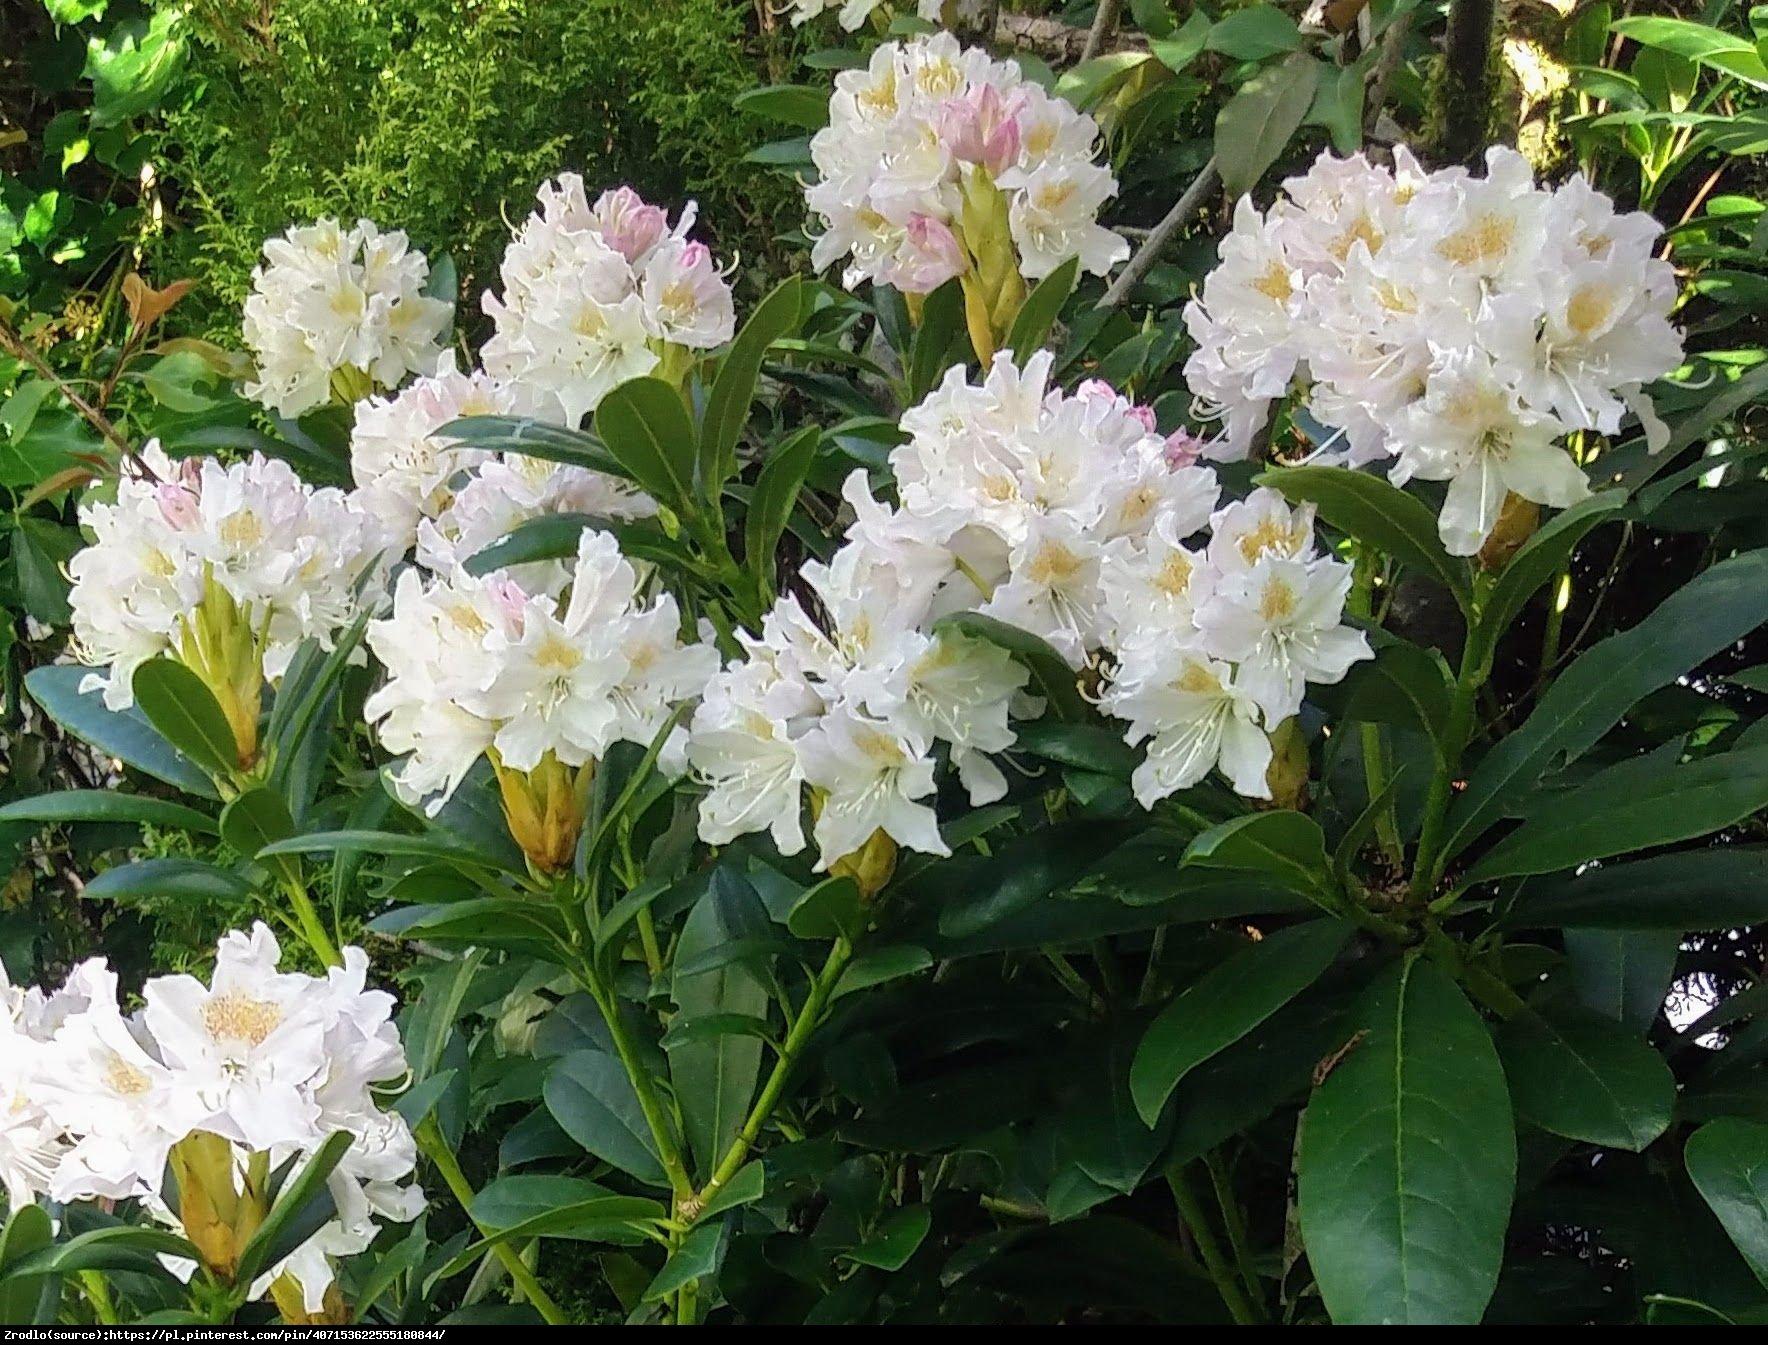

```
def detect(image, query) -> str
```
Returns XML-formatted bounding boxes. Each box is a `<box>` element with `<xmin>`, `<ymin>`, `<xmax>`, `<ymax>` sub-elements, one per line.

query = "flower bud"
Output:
<box><xmin>169</xmin><ymin>1132</ymin><xmax>270</xmax><ymax>1280</ymax></box>
<box><xmin>155</xmin><ymin>482</ymin><xmax>200</xmax><ymax>531</ymax></box>
<box><xmin>1262</xmin><ymin>716</ymin><xmax>1311</xmax><ymax>813</ymax></box>
<box><xmin>897</xmin><ymin>214</ymin><xmax>967</xmax><ymax>293</ymax></box>
<box><xmin>491</xmin><ymin>750</ymin><xmax>593</xmax><ymax>875</ymax></box>
<box><xmin>829</xmin><ymin>827</ymin><xmax>899</xmax><ymax>901</ymax></box>
<box><xmin>1477</xmin><ymin>491</ymin><xmax>1540</xmax><ymax>572</ymax></box>
<box><xmin>176</xmin><ymin>570</ymin><xmax>266</xmax><ymax>771</ymax></box>
<box><xmin>593</xmin><ymin>186</ymin><xmax>669</xmax><ymax>263</ymax></box>
<box><xmin>271</xmin><ymin>1276</ymin><xmax>350</xmax><ymax>1326</ymax></box>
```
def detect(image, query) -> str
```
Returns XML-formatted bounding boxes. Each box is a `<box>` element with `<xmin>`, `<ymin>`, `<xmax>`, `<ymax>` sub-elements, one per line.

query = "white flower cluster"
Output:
<box><xmin>68</xmin><ymin>442</ymin><xmax>390</xmax><ymax>710</ymax></box>
<box><xmin>242</xmin><ymin>219</ymin><xmax>451</xmax><ymax>418</ymax></box>
<box><xmin>481</xmin><ymin>178</ymin><xmax>736</xmax><ymax>427</ymax></box>
<box><xmin>365</xmin><ymin>530</ymin><xmax>718</xmax><ymax>813</ymax></box>
<box><xmin>1184</xmin><ymin>147</ymin><xmax>1683</xmax><ymax>555</ymax></box>
<box><xmin>785</xmin><ymin>0</ymin><xmax>986</xmax><ymax>32</ymax></box>
<box><xmin>0</xmin><ymin>926</ymin><xmax>421</xmax><ymax>1316</ymax></box>
<box><xmin>808</xmin><ymin>35</ymin><xmax>1128</xmax><ymax>294</ymax></box>
<box><xmin>688</xmin><ymin>353</ymin><xmax>1371</xmax><ymax>866</ymax></box>
<box><xmin>349</xmin><ymin>352</ymin><xmax>655</xmax><ymax>568</ymax></box>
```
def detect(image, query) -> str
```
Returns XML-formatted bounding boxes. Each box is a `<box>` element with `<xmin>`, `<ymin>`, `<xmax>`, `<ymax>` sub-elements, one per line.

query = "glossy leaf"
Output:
<box><xmin>1257</xmin><ymin>465</ymin><xmax>1472</xmax><ymax>609</ymax></box>
<box><xmin>642</xmin><ymin>1221</ymin><xmax>726</xmax><ymax>1301</ymax></box>
<box><xmin>130</xmin><ymin>658</ymin><xmax>239</xmax><ymax>779</ymax></box>
<box><xmin>438</xmin><ymin>415</ymin><xmax>627</xmax><ymax>477</ymax></box>
<box><xmin>1215</xmin><ymin>53</ymin><xmax>1321</xmax><ymax>200</ymax></box>
<box><xmin>703</xmin><ymin>276</ymin><xmax>804</xmax><ymax>494</ymax></box>
<box><xmin>25</xmin><ymin>666</ymin><xmax>219</xmax><ymax>798</ymax></box>
<box><xmin>842</xmin><ymin>1206</ymin><xmax>932</xmax><ymax>1272</ymax></box>
<box><xmin>1565</xmin><ymin>928</ymin><xmax>1679</xmax><ymax>1032</ymax></box>
<box><xmin>744</xmin><ymin>425</ymin><xmax>820</xmax><ymax>581</ymax></box>
<box><xmin>1468</xmin><ymin>491</ymin><xmax>1626</xmax><ymax>674</ymax></box>
<box><xmin>733</xmin><ymin>84</ymin><xmax>830</xmax><ymax>130</ymax></box>
<box><xmin>1007</xmin><ymin>256</ymin><xmax>1080</xmax><ymax>363</ymax></box>
<box><xmin>1686</xmin><ymin>1118</ymin><xmax>1768</xmax><ymax>1288</ymax></box>
<box><xmin>1466</xmin><ymin>744</ymin><xmax>1768</xmax><ymax>882</ymax></box>
<box><xmin>1511</xmin><ymin>849</ymin><xmax>1768</xmax><ymax>930</ymax></box>
<box><xmin>786</xmin><ymin>875</ymin><xmax>864</xmax><ymax>942</ymax></box>
<box><xmin>544</xmin><ymin>1050</ymin><xmax>670</xmax><ymax>1188</ymax></box>
<box><xmin>1297</xmin><ymin>958</ymin><xmax>1515</xmax><ymax>1325</ymax></box>
<box><xmin>1499</xmin><ymin>1008</ymin><xmax>1675</xmax><ymax>1150</ymax></box>
<box><xmin>1131</xmin><ymin>919</ymin><xmax>1351</xmax><ymax>1125</ymax></box>
<box><xmin>1182</xmin><ymin>811</ymin><xmax>1333</xmax><ymax>900</ymax></box>
<box><xmin>1447</xmin><ymin>549</ymin><xmax>1768</xmax><ymax>860</ymax></box>
<box><xmin>220</xmin><ymin>786</ymin><xmax>302</xmax><ymax>891</ymax></box>
<box><xmin>233</xmin><ymin>1131</ymin><xmax>351</xmax><ymax>1285</ymax></box>
<box><xmin>0</xmin><ymin>789</ymin><xmax>216</xmax><ymax>835</ymax></box>
<box><xmin>670</xmin><ymin>893</ymin><xmax>769</xmax><ymax>1180</ymax></box>
<box><xmin>592</xmin><ymin>377</ymin><xmax>699</xmax><ymax>513</ymax></box>
<box><xmin>81</xmin><ymin>857</ymin><xmax>255</xmax><ymax>904</ymax></box>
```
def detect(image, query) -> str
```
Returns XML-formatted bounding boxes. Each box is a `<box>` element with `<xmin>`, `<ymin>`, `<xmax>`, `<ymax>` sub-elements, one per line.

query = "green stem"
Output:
<box><xmin>1349</xmin><ymin>547</ymin><xmax>1402</xmax><ymax>865</ymax></box>
<box><xmin>582</xmin><ymin>972</ymin><xmax>696</xmax><ymax>1205</ymax></box>
<box><xmin>80</xmin><ymin>1270</ymin><xmax>120</xmax><ymax>1325</ymax></box>
<box><xmin>1410</xmin><ymin>649</ymin><xmax>1484</xmax><ymax>902</ymax></box>
<box><xmin>283</xmin><ymin>880</ymin><xmax>341</xmax><ymax>969</ymax></box>
<box><xmin>1538</xmin><ymin>568</ymin><xmax>1570</xmax><ymax>682</ymax></box>
<box><xmin>1168</xmin><ymin>1166</ymin><xmax>1259</xmax><ymax>1326</ymax></box>
<box><xmin>691</xmin><ymin>937</ymin><xmax>854</xmax><ymax>1215</ymax></box>
<box><xmin>416</xmin><ymin>1119</ymin><xmax>569</xmax><ymax>1325</ymax></box>
<box><xmin>637</xmin><ymin>907</ymin><xmax>665</xmax><ymax>980</ymax></box>
<box><xmin>1205</xmin><ymin>1152</ymin><xmax>1267</xmax><ymax>1322</ymax></box>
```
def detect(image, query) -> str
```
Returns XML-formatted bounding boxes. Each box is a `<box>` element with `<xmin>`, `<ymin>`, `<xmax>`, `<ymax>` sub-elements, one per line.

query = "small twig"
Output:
<box><xmin>1363</xmin><ymin>12</ymin><xmax>1413</xmax><ymax>134</ymax></box>
<box><xmin>0</xmin><ymin>316</ymin><xmax>149</xmax><ymax>477</ymax></box>
<box><xmin>1080</xmin><ymin>0</ymin><xmax>1122</xmax><ymax>64</ymax></box>
<box><xmin>1097</xmin><ymin>157</ymin><xmax>1220</xmax><ymax>311</ymax></box>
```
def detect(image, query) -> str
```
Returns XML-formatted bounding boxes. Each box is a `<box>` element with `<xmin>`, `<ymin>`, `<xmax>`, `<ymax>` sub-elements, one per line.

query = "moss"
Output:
<box><xmin>151</xmin><ymin>0</ymin><xmax>802</xmax><ymax>339</ymax></box>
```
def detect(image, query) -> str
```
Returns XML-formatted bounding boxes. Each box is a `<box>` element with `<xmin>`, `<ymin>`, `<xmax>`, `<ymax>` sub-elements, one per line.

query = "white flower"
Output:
<box><xmin>807</xmin><ymin>34</ymin><xmax>1125</xmax><ymax>295</ymax></box>
<box><xmin>368</xmin><ymin>530</ymin><xmax>713</xmax><ymax>811</ymax></box>
<box><xmin>1182</xmin><ymin>145</ymin><xmax>1682</xmax><ymax>548</ymax></box>
<box><xmin>348</xmin><ymin>353</ymin><xmax>509</xmax><ymax>546</ymax></box>
<box><xmin>242</xmin><ymin>218</ymin><xmax>450</xmax><ymax>417</ymax></box>
<box><xmin>481</xmin><ymin>176</ymin><xmax>735</xmax><ymax>426</ymax></box>
<box><xmin>689</xmin><ymin>661</ymin><xmax>809</xmax><ymax>856</ymax></box>
<box><xmin>1102</xmin><ymin>648</ymin><xmax>1273</xmax><ymax>806</ymax></box>
<box><xmin>141</xmin><ymin>925</ymin><xmax>330</xmax><ymax>1153</ymax></box>
<box><xmin>1391</xmin><ymin>349</ymin><xmax>1591</xmax><ymax>556</ymax></box>
<box><xmin>799</xmin><ymin>705</ymin><xmax>948</xmax><ymax>868</ymax></box>
<box><xmin>67</xmin><ymin>443</ymin><xmax>391</xmax><ymax>709</ymax></box>
<box><xmin>1196</xmin><ymin>555</ymin><xmax>1371</xmax><ymax>723</ymax></box>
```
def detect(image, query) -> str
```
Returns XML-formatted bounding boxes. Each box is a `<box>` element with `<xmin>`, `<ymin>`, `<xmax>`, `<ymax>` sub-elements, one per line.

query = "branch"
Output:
<box><xmin>1097</xmin><ymin>157</ymin><xmax>1220</xmax><ymax>311</ymax></box>
<box><xmin>1080</xmin><ymin>0</ymin><xmax>1123</xmax><ymax>65</ymax></box>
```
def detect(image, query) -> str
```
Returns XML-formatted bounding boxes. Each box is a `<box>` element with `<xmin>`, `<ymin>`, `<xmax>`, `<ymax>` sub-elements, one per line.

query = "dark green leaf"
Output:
<box><xmin>703</xmin><ymin>276</ymin><xmax>804</xmax><ymax>495</ymax></box>
<box><xmin>25</xmin><ymin>666</ymin><xmax>219</xmax><ymax>798</ymax></box>
<box><xmin>786</xmin><ymin>875</ymin><xmax>864</xmax><ymax>941</ymax></box>
<box><xmin>939</xmin><ymin>820</ymin><xmax>1135</xmax><ymax>938</ymax></box>
<box><xmin>544</xmin><ymin>1050</ymin><xmax>669</xmax><ymax>1188</ymax></box>
<box><xmin>234</xmin><ymin>1131</ymin><xmax>350</xmax><ymax>1285</ymax></box>
<box><xmin>130</xmin><ymin>658</ymin><xmax>239</xmax><ymax>779</ymax></box>
<box><xmin>82</xmin><ymin>857</ymin><xmax>254</xmax><ymax>903</ymax></box>
<box><xmin>220</xmin><ymin>786</ymin><xmax>302</xmax><ymax>891</ymax></box>
<box><xmin>1469</xmin><ymin>491</ymin><xmax>1626</xmax><ymax>674</ymax></box>
<box><xmin>1214</xmin><ymin>53</ymin><xmax>1321</xmax><ymax>199</ymax></box>
<box><xmin>1258</xmin><ymin>465</ymin><xmax>1472</xmax><ymax>609</ymax></box>
<box><xmin>833</xmin><ymin>945</ymin><xmax>933</xmax><ymax>998</ymax></box>
<box><xmin>1008</xmin><ymin>256</ymin><xmax>1080</xmax><ymax>363</ymax></box>
<box><xmin>671</xmin><ymin>892</ymin><xmax>770</xmax><ymax>1180</ymax></box>
<box><xmin>0</xmin><ymin>789</ymin><xmax>215</xmax><ymax>835</ymax></box>
<box><xmin>1467</xmin><ymin>744</ymin><xmax>1768</xmax><ymax>882</ymax></box>
<box><xmin>1331</xmin><ymin>642</ymin><xmax>1451</xmax><ymax>752</ymax></box>
<box><xmin>1448</xmin><ymin>549</ymin><xmax>1768</xmax><ymax>860</ymax></box>
<box><xmin>464</xmin><ymin>512</ymin><xmax>623</xmax><ymax>577</ymax></box>
<box><xmin>1499</xmin><ymin>1007</ymin><xmax>1675</xmax><ymax>1150</ymax></box>
<box><xmin>694</xmin><ymin>1162</ymin><xmax>765</xmax><ymax>1223</ymax></box>
<box><xmin>1686</xmin><ymin>1118</ymin><xmax>1768</xmax><ymax>1288</ymax></box>
<box><xmin>1206</xmin><ymin>4</ymin><xmax>1302</xmax><ymax>60</ymax></box>
<box><xmin>1131</xmin><ymin>920</ymin><xmax>1351</xmax><ymax>1125</ymax></box>
<box><xmin>744</xmin><ymin>425</ymin><xmax>820</xmax><ymax>581</ymax></box>
<box><xmin>1565</xmin><ymin>928</ymin><xmax>1678</xmax><ymax>1032</ymax></box>
<box><xmin>438</xmin><ymin>415</ymin><xmax>627</xmax><ymax>477</ymax></box>
<box><xmin>1512</xmin><ymin>848</ymin><xmax>1768</xmax><ymax>930</ymax></box>
<box><xmin>1297</xmin><ymin>958</ymin><xmax>1516</xmax><ymax>1325</ymax></box>
<box><xmin>842</xmin><ymin>1206</ymin><xmax>932</xmax><ymax>1272</ymax></box>
<box><xmin>1183</xmin><ymin>811</ymin><xmax>1332</xmax><ymax>899</ymax></box>
<box><xmin>643</xmin><ymin>1221</ymin><xmax>726</xmax><ymax>1301</ymax></box>
<box><xmin>593</xmin><ymin>377</ymin><xmax>698</xmax><ymax>514</ymax></box>
<box><xmin>734</xmin><ymin>84</ymin><xmax>830</xmax><ymax>130</ymax></box>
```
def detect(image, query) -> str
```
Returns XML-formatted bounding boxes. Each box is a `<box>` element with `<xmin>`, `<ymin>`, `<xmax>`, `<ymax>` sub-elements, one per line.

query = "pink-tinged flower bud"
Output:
<box><xmin>155</xmin><ymin>483</ymin><xmax>200</xmax><ymax>530</ymax></box>
<box><xmin>1164</xmin><ymin>427</ymin><xmax>1206</xmax><ymax>468</ymax></box>
<box><xmin>486</xmin><ymin>577</ymin><xmax>530</xmax><ymax>638</ymax></box>
<box><xmin>592</xmin><ymin>186</ymin><xmax>668</xmax><ymax>263</ymax></box>
<box><xmin>939</xmin><ymin>85</ymin><xmax>1025</xmax><ymax>176</ymax></box>
<box><xmin>891</xmin><ymin>214</ymin><xmax>967</xmax><ymax>293</ymax></box>
<box><xmin>1077</xmin><ymin>378</ymin><xmax>1117</xmax><ymax>402</ymax></box>
<box><xmin>1126</xmin><ymin>404</ymin><xmax>1158</xmax><ymax>433</ymax></box>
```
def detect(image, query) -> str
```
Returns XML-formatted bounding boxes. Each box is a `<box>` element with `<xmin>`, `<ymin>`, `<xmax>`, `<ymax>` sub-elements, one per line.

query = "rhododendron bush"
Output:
<box><xmin>5</xmin><ymin>10</ymin><xmax>1768</xmax><ymax>1333</ymax></box>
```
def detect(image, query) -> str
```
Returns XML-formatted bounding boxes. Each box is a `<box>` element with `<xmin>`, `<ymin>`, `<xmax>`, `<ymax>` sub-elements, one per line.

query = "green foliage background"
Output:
<box><xmin>158</xmin><ymin>0</ymin><xmax>802</xmax><ymax>332</ymax></box>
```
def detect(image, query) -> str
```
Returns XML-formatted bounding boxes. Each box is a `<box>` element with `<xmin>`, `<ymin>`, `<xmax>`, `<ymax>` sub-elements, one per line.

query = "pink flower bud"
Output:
<box><xmin>593</xmin><ymin>186</ymin><xmax>668</xmax><ymax>263</ymax></box>
<box><xmin>1163</xmin><ymin>427</ymin><xmax>1206</xmax><ymax>468</ymax></box>
<box><xmin>155</xmin><ymin>483</ymin><xmax>200</xmax><ymax>531</ymax></box>
<box><xmin>892</xmin><ymin>214</ymin><xmax>967</xmax><ymax>293</ymax></box>
<box><xmin>486</xmin><ymin>577</ymin><xmax>530</xmax><ymax>638</ymax></box>
<box><xmin>939</xmin><ymin>84</ymin><xmax>1025</xmax><ymax>176</ymax></box>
